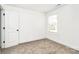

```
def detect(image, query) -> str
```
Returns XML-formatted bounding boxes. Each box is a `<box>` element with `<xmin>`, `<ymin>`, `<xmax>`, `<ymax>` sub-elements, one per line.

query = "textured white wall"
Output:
<box><xmin>19</xmin><ymin>8</ymin><xmax>46</xmax><ymax>43</ymax></box>
<box><xmin>46</xmin><ymin>5</ymin><xmax>79</xmax><ymax>50</ymax></box>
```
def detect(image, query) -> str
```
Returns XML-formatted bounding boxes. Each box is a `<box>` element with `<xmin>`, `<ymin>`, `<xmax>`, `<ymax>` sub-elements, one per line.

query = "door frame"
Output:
<box><xmin>1</xmin><ymin>8</ymin><xmax>5</xmax><ymax>48</ymax></box>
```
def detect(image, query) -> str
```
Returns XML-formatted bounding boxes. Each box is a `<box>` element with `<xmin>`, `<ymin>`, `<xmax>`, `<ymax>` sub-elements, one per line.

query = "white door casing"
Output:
<box><xmin>1</xmin><ymin>9</ymin><xmax>5</xmax><ymax>48</ymax></box>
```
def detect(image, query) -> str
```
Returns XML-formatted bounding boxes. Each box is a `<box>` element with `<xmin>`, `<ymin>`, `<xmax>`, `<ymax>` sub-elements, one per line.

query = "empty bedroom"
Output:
<box><xmin>0</xmin><ymin>4</ymin><xmax>79</xmax><ymax>54</ymax></box>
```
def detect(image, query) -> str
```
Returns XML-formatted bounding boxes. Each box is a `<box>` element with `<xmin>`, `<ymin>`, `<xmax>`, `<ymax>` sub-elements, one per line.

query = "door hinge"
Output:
<box><xmin>3</xmin><ymin>27</ymin><xmax>5</xmax><ymax>29</ymax></box>
<box><xmin>3</xmin><ymin>13</ymin><xmax>5</xmax><ymax>16</ymax></box>
<box><xmin>3</xmin><ymin>41</ymin><xmax>5</xmax><ymax>43</ymax></box>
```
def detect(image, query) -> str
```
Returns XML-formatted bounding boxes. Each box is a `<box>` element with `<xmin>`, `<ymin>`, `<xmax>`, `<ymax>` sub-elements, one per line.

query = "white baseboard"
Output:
<box><xmin>46</xmin><ymin>37</ymin><xmax>79</xmax><ymax>51</ymax></box>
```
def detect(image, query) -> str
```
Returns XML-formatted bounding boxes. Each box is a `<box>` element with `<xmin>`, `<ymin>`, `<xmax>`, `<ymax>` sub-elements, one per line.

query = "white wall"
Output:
<box><xmin>2</xmin><ymin>5</ymin><xmax>46</xmax><ymax>44</ymax></box>
<box><xmin>46</xmin><ymin>5</ymin><xmax>79</xmax><ymax>50</ymax></box>
<box><xmin>19</xmin><ymin>8</ymin><xmax>46</xmax><ymax>43</ymax></box>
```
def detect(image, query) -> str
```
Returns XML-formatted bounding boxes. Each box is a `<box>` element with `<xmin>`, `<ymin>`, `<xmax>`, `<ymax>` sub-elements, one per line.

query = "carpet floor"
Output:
<box><xmin>0</xmin><ymin>39</ymin><xmax>79</xmax><ymax>54</ymax></box>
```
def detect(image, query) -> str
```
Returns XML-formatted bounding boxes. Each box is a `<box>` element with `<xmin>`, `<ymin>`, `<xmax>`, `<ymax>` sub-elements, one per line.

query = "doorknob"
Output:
<box><xmin>17</xmin><ymin>29</ymin><xmax>19</xmax><ymax>31</ymax></box>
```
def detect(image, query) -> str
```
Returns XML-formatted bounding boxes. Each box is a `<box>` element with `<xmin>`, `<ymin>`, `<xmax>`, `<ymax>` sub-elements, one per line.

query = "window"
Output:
<box><xmin>48</xmin><ymin>15</ymin><xmax>57</xmax><ymax>32</ymax></box>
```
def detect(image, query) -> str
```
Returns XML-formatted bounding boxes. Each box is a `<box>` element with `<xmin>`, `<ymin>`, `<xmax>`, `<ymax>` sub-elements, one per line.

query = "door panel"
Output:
<box><xmin>4</xmin><ymin>9</ymin><xmax>19</xmax><ymax>48</ymax></box>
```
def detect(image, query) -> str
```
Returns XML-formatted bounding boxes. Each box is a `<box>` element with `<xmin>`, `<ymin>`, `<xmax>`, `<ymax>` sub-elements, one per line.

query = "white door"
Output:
<box><xmin>4</xmin><ymin>9</ymin><xmax>19</xmax><ymax>48</ymax></box>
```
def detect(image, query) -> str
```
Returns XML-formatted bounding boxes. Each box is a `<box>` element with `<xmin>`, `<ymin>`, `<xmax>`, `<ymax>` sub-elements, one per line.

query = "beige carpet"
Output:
<box><xmin>1</xmin><ymin>39</ymin><xmax>79</xmax><ymax>54</ymax></box>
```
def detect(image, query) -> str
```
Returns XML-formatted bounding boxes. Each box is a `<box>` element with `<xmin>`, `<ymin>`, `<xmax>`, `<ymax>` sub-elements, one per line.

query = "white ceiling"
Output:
<box><xmin>8</xmin><ymin>4</ymin><xmax>62</xmax><ymax>13</ymax></box>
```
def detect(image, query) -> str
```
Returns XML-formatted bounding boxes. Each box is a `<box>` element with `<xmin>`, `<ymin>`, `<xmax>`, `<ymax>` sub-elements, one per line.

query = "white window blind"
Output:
<box><xmin>48</xmin><ymin>15</ymin><xmax>57</xmax><ymax>32</ymax></box>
